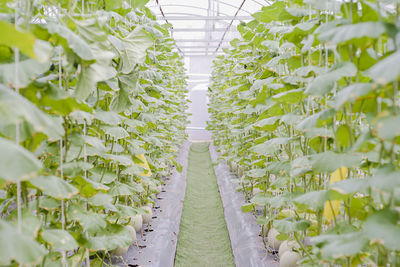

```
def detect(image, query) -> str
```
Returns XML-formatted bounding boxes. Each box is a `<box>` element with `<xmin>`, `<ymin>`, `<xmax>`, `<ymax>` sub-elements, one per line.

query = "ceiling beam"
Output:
<box><xmin>172</xmin><ymin>28</ymin><xmax>236</xmax><ymax>32</ymax></box>
<box><xmin>179</xmin><ymin>45</ymin><xmax>228</xmax><ymax>48</ymax></box>
<box><xmin>175</xmin><ymin>39</ymin><xmax>230</xmax><ymax>42</ymax></box>
<box><xmin>216</xmin><ymin>0</ymin><xmax>247</xmax><ymax>52</ymax></box>
<box><xmin>156</xmin><ymin>15</ymin><xmax>253</xmax><ymax>20</ymax></box>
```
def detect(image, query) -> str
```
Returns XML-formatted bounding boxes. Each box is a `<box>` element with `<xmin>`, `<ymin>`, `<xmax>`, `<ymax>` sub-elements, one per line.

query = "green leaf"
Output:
<box><xmin>365</xmin><ymin>51</ymin><xmax>400</xmax><ymax>84</ymax></box>
<box><xmin>0</xmin><ymin>137</ymin><xmax>42</xmax><ymax>182</ymax></box>
<box><xmin>94</xmin><ymin>111</ymin><xmax>123</xmax><ymax>125</ymax></box>
<box><xmin>41</xmin><ymin>229</ymin><xmax>79</xmax><ymax>250</ymax></box>
<box><xmin>74</xmin><ymin>176</ymin><xmax>109</xmax><ymax>198</ymax></box>
<box><xmin>0</xmin><ymin>220</ymin><xmax>47</xmax><ymax>265</ymax></box>
<box><xmin>86</xmin><ymin>224</ymin><xmax>132</xmax><ymax>251</ymax></box>
<box><xmin>131</xmin><ymin>0</ymin><xmax>149</xmax><ymax>9</ymax></box>
<box><xmin>0</xmin><ymin>20</ymin><xmax>52</xmax><ymax>62</ymax></box>
<box><xmin>0</xmin><ymin>59</ymin><xmax>51</xmax><ymax>88</ymax></box>
<box><xmin>115</xmin><ymin>204</ymin><xmax>141</xmax><ymax>218</ymax></box>
<box><xmin>104</xmin><ymin>0</ymin><xmax>123</xmax><ymax>10</ymax></box>
<box><xmin>318</xmin><ymin>22</ymin><xmax>386</xmax><ymax>44</ymax></box>
<box><xmin>119</xmin><ymin>26</ymin><xmax>154</xmax><ymax>74</ymax></box>
<box><xmin>63</xmin><ymin>161</ymin><xmax>93</xmax><ymax>177</ymax></box>
<box><xmin>88</xmin><ymin>193</ymin><xmax>115</xmax><ymax>208</ymax></box>
<box><xmin>331</xmin><ymin>179</ymin><xmax>368</xmax><ymax>195</ymax></box>
<box><xmin>241</xmin><ymin>203</ymin><xmax>254</xmax><ymax>213</ymax></box>
<box><xmin>30</xmin><ymin>176</ymin><xmax>79</xmax><ymax>200</ymax></box>
<box><xmin>313</xmin><ymin>231</ymin><xmax>368</xmax><ymax>259</ymax></box>
<box><xmin>305</xmin><ymin>62</ymin><xmax>357</xmax><ymax>96</ymax></box>
<box><xmin>46</xmin><ymin>22</ymin><xmax>95</xmax><ymax>61</ymax></box>
<box><xmin>375</xmin><ymin>115</ymin><xmax>400</xmax><ymax>140</ymax></box>
<box><xmin>68</xmin><ymin>205</ymin><xmax>106</xmax><ymax>233</ymax></box>
<box><xmin>75</xmin><ymin>64</ymin><xmax>97</xmax><ymax>100</ymax></box>
<box><xmin>333</xmin><ymin>83</ymin><xmax>374</xmax><ymax>110</ymax></box>
<box><xmin>274</xmin><ymin>218</ymin><xmax>311</xmax><ymax>233</ymax></box>
<box><xmin>109</xmin><ymin>181</ymin><xmax>139</xmax><ymax>196</ymax></box>
<box><xmin>101</xmin><ymin>126</ymin><xmax>129</xmax><ymax>140</ymax></box>
<box><xmin>294</xmin><ymin>190</ymin><xmax>330</xmax><ymax>210</ymax></box>
<box><xmin>0</xmin><ymin>85</ymin><xmax>64</xmax><ymax>140</ymax></box>
<box><xmin>252</xmin><ymin>2</ymin><xmax>296</xmax><ymax>23</ymax></box>
<box><xmin>296</xmin><ymin>109</ymin><xmax>335</xmax><ymax>131</ymax></box>
<box><xmin>310</xmin><ymin>151</ymin><xmax>362</xmax><ymax>173</ymax></box>
<box><xmin>335</xmin><ymin>124</ymin><xmax>351</xmax><ymax>147</ymax></box>
<box><xmin>102</xmin><ymin>154</ymin><xmax>134</xmax><ymax>166</ymax></box>
<box><xmin>363</xmin><ymin>208</ymin><xmax>400</xmax><ymax>250</ymax></box>
<box><xmin>272</xmin><ymin>88</ymin><xmax>304</xmax><ymax>104</ymax></box>
<box><xmin>369</xmin><ymin>166</ymin><xmax>400</xmax><ymax>192</ymax></box>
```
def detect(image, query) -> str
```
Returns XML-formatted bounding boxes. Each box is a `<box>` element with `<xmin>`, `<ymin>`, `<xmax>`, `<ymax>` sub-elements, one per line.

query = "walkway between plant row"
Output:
<box><xmin>174</xmin><ymin>142</ymin><xmax>235</xmax><ymax>267</ymax></box>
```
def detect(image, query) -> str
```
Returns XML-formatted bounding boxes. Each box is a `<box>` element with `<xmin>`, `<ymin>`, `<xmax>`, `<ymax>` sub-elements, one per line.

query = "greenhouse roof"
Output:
<box><xmin>147</xmin><ymin>0</ymin><xmax>268</xmax><ymax>57</ymax></box>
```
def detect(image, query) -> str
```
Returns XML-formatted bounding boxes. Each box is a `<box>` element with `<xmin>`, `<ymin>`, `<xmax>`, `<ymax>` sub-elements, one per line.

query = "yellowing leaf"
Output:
<box><xmin>323</xmin><ymin>167</ymin><xmax>348</xmax><ymax>222</ymax></box>
<box><xmin>329</xmin><ymin>167</ymin><xmax>348</xmax><ymax>184</ymax></box>
<box><xmin>135</xmin><ymin>154</ymin><xmax>152</xmax><ymax>177</ymax></box>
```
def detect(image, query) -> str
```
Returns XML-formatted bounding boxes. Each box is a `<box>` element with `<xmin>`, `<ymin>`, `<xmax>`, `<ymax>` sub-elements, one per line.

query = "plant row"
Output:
<box><xmin>0</xmin><ymin>0</ymin><xmax>188</xmax><ymax>266</ymax></box>
<box><xmin>208</xmin><ymin>0</ymin><xmax>400</xmax><ymax>266</ymax></box>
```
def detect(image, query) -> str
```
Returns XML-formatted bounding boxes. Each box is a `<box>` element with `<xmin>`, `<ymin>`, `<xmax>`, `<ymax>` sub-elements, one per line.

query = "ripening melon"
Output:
<box><xmin>114</xmin><ymin>245</ymin><xmax>129</xmax><ymax>256</ymax></box>
<box><xmin>126</xmin><ymin>225</ymin><xmax>137</xmax><ymax>242</ymax></box>
<box><xmin>280</xmin><ymin>251</ymin><xmax>301</xmax><ymax>267</ymax></box>
<box><xmin>142</xmin><ymin>206</ymin><xmax>153</xmax><ymax>224</ymax></box>
<box><xmin>279</xmin><ymin>240</ymin><xmax>300</xmax><ymax>257</ymax></box>
<box><xmin>130</xmin><ymin>214</ymin><xmax>143</xmax><ymax>232</ymax></box>
<box><xmin>267</xmin><ymin>228</ymin><xmax>282</xmax><ymax>250</ymax></box>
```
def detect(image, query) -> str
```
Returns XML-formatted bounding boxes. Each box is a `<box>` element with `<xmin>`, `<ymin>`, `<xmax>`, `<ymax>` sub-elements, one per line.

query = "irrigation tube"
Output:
<box><xmin>116</xmin><ymin>141</ymin><xmax>191</xmax><ymax>267</ymax></box>
<box><xmin>209</xmin><ymin>144</ymin><xmax>279</xmax><ymax>267</ymax></box>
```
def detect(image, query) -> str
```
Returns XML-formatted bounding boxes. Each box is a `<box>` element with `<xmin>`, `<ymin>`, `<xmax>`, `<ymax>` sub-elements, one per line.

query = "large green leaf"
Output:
<box><xmin>252</xmin><ymin>2</ymin><xmax>296</xmax><ymax>23</ymax></box>
<box><xmin>86</xmin><ymin>224</ymin><xmax>132</xmax><ymax>251</ymax></box>
<box><xmin>101</xmin><ymin>126</ymin><xmax>129</xmax><ymax>140</ymax></box>
<box><xmin>272</xmin><ymin>88</ymin><xmax>304</xmax><ymax>104</ymax></box>
<box><xmin>274</xmin><ymin>218</ymin><xmax>311</xmax><ymax>233</ymax></box>
<box><xmin>46</xmin><ymin>22</ymin><xmax>95</xmax><ymax>61</ymax></box>
<box><xmin>0</xmin><ymin>85</ymin><xmax>64</xmax><ymax>140</ymax></box>
<box><xmin>119</xmin><ymin>26</ymin><xmax>155</xmax><ymax>74</ymax></box>
<box><xmin>75</xmin><ymin>64</ymin><xmax>96</xmax><ymax>100</ymax></box>
<box><xmin>313</xmin><ymin>231</ymin><xmax>368</xmax><ymax>259</ymax></box>
<box><xmin>41</xmin><ymin>229</ymin><xmax>79</xmax><ymax>250</ymax></box>
<box><xmin>67</xmin><ymin>205</ymin><xmax>107</xmax><ymax>233</ymax></box>
<box><xmin>0</xmin><ymin>20</ymin><xmax>52</xmax><ymax>62</ymax></box>
<box><xmin>305</xmin><ymin>62</ymin><xmax>357</xmax><ymax>96</ymax></box>
<box><xmin>363</xmin><ymin>209</ymin><xmax>400</xmax><ymax>250</ymax></box>
<box><xmin>0</xmin><ymin>137</ymin><xmax>42</xmax><ymax>182</ymax></box>
<box><xmin>318</xmin><ymin>22</ymin><xmax>386</xmax><ymax>44</ymax></box>
<box><xmin>365</xmin><ymin>51</ymin><xmax>400</xmax><ymax>84</ymax></box>
<box><xmin>368</xmin><ymin>166</ymin><xmax>400</xmax><ymax>192</ymax></box>
<box><xmin>30</xmin><ymin>176</ymin><xmax>79</xmax><ymax>200</ymax></box>
<box><xmin>294</xmin><ymin>190</ymin><xmax>330</xmax><ymax>210</ymax></box>
<box><xmin>333</xmin><ymin>83</ymin><xmax>374</xmax><ymax>109</ymax></box>
<box><xmin>0</xmin><ymin>59</ymin><xmax>51</xmax><ymax>88</ymax></box>
<box><xmin>310</xmin><ymin>151</ymin><xmax>362</xmax><ymax>173</ymax></box>
<box><xmin>375</xmin><ymin>115</ymin><xmax>400</xmax><ymax>140</ymax></box>
<box><xmin>0</xmin><ymin>220</ymin><xmax>47</xmax><ymax>265</ymax></box>
<box><xmin>94</xmin><ymin>111</ymin><xmax>123</xmax><ymax>125</ymax></box>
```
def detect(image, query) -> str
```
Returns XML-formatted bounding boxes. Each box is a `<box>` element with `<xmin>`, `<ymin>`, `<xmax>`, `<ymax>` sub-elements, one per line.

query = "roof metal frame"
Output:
<box><xmin>175</xmin><ymin>39</ymin><xmax>230</xmax><ymax>42</ymax></box>
<box><xmin>150</xmin><ymin>0</ymin><xmax>265</xmax><ymax>57</ymax></box>
<box><xmin>156</xmin><ymin>15</ymin><xmax>253</xmax><ymax>20</ymax></box>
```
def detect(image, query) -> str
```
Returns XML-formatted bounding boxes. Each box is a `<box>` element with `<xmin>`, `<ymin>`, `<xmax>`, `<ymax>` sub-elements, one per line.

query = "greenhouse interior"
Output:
<box><xmin>0</xmin><ymin>0</ymin><xmax>400</xmax><ymax>266</ymax></box>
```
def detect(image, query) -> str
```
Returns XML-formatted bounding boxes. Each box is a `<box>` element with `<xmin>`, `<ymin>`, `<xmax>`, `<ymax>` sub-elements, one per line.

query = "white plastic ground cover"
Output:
<box><xmin>115</xmin><ymin>141</ymin><xmax>191</xmax><ymax>267</ymax></box>
<box><xmin>209</xmin><ymin>144</ymin><xmax>279</xmax><ymax>267</ymax></box>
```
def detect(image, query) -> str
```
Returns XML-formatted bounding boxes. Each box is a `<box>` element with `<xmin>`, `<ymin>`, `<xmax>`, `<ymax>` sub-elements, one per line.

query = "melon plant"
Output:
<box><xmin>208</xmin><ymin>0</ymin><xmax>400</xmax><ymax>265</ymax></box>
<box><xmin>0</xmin><ymin>0</ymin><xmax>188</xmax><ymax>266</ymax></box>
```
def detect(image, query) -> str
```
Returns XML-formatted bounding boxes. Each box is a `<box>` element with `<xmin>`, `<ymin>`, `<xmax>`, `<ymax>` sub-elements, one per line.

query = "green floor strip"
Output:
<box><xmin>174</xmin><ymin>142</ymin><xmax>235</xmax><ymax>267</ymax></box>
